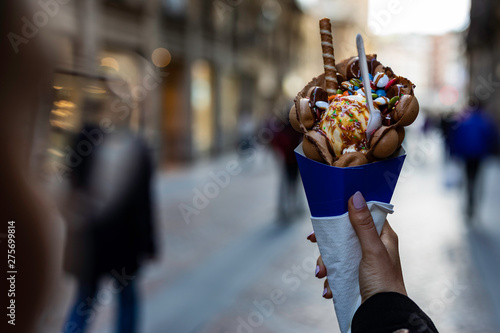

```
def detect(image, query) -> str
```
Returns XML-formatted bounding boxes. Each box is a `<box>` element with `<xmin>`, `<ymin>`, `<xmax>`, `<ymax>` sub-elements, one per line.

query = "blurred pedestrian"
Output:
<box><xmin>449</xmin><ymin>105</ymin><xmax>498</xmax><ymax>219</ymax></box>
<box><xmin>238</xmin><ymin>110</ymin><xmax>256</xmax><ymax>153</ymax></box>
<box><xmin>440</xmin><ymin>112</ymin><xmax>463</xmax><ymax>188</ymax></box>
<box><xmin>62</xmin><ymin>86</ymin><xmax>156</xmax><ymax>333</ymax></box>
<box><xmin>439</xmin><ymin>112</ymin><xmax>455</xmax><ymax>157</ymax></box>
<box><xmin>421</xmin><ymin>112</ymin><xmax>436</xmax><ymax>135</ymax></box>
<box><xmin>310</xmin><ymin>192</ymin><xmax>438</xmax><ymax>332</ymax></box>
<box><xmin>270</xmin><ymin>108</ymin><xmax>303</xmax><ymax>222</ymax></box>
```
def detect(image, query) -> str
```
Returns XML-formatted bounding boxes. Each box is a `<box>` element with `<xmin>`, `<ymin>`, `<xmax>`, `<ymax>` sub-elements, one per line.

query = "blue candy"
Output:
<box><xmin>376</xmin><ymin>89</ymin><xmax>386</xmax><ymax>97</ymax></box>
<box><xmin>348</xmin><ymin>91</ymin><xmax>353</xmax><ymax>95</ymax></box>
<box><xmin>354</xmin><ymin>86</ymin><xmax>359</xmax><ymax>90</ymax></box>
<box><xmin>369</xmin><ymin>73</ymin><xmax>373</xmax><ymax>81</ymax></box>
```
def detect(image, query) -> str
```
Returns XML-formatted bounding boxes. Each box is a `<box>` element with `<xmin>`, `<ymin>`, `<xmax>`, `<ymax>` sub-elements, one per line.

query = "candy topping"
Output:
<box><xmin>385</xmin><ymin>78</ymin><xmax>397</xmax><ymax>90</ymax></box>
<box><xmin>315</xmin><ymin>101</ymin><xmax>329</xmax><ymax>109</ymax></box>
<box><xmin>373</xmin><ymin>72</ymin><xmax>389</xmax><ymax>88</ymax></box>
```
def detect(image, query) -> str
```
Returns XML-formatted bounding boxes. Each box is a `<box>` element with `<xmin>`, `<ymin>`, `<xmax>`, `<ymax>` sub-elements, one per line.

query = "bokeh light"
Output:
<box><xmin>101</xmin><ymin>57</ymin><xmax>120</xmax><ymax>71</ymax></box>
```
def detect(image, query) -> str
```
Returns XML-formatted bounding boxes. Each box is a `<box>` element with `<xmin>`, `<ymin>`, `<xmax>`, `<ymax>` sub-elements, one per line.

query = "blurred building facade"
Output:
<box><xmin>467</xmin><ymin>0</ymin><xmax>500</xmax><ymax>123</ymax></box>
<box><xmin>160</xmin><ymin>0</ymin><xmax>303</xmax><ymax>163</ymax></box>
<box><xmin>38</xmin><ymin>0</ymin><xmax>162</xmax><ymax>178</ymax></box>
<box><xmin>291</xmin><ymin>0</ymin><xmax>371</xmax><ymax>88</ymax></box>
<box><xmin>375</xmin><ymin>33</ymin><xmax>467</xmax><ymax>116</ymax></box>
<box><xmin>37</xmin><ymin>0</ymin><xmax>305</xmax><ymax>173</ymax></box>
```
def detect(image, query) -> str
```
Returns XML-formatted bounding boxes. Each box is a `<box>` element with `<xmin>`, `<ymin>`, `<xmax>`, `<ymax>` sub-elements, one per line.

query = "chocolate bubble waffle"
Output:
<box><xmin>289</xmin><ymin>19</ymin><xmax>419</xmax><ymax>167</ymax></box>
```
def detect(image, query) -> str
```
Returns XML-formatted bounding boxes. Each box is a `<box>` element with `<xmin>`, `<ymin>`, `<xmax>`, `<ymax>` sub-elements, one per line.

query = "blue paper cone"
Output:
<box><xmin>296</xmin><ymin>142</ymin><xmax>405</xmax><ymax>332</ymax></box>
<box><xmin>295</xmin><ymin>143</ymin><xmax>406</xmax><ymax>217</ymax></box>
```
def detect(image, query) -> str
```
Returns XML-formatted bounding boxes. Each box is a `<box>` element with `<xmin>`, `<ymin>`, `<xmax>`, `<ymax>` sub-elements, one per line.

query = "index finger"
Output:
<box><xmin>348</xmin><ymin>191</ymin><xmax>385</xmax><ymax>256</ymax></box>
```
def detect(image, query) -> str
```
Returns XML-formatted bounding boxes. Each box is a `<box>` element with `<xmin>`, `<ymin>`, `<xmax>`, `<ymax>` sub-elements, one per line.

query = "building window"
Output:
<box><xmin>191</xmin><ymin>59</ymin><xmax>214</xmax><ymax>156</ymax></box>
<box><xmin>162</xmin><ymin>0</ymin><xmax>187</xmax><ymax>17</ymax></box>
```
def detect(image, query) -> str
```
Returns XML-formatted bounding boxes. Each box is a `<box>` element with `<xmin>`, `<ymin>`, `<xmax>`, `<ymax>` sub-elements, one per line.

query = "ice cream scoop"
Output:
<box><xmin>318</xmin><ymin>94</ymin><xmax>371</xmax><ymax>157</ymax></box>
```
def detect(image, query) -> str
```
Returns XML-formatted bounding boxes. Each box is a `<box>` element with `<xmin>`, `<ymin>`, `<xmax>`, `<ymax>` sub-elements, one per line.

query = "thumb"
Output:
<box><xmin>348</xmin><ymin>191</ymin><xmax>384</xmax><ymax>256</ymax></box>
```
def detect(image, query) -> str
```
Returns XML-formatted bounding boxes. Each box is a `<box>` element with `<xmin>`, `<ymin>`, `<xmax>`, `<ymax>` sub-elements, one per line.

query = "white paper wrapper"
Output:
<box><xmin>311</xmin><ymin>201</ymin><xmax>394</xmax><ymax>333</ymax></box>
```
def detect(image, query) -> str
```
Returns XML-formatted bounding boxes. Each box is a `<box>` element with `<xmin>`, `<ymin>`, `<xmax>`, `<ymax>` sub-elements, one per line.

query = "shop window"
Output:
<box><xmin>162</xmin><ymin>0</ymin><xmax>187</xmax><ymax>18</ymax></box>
<box><xmin>191</xmin><ymin>60</ymin><xmax>214</xmax><ymax>156</ymax></box>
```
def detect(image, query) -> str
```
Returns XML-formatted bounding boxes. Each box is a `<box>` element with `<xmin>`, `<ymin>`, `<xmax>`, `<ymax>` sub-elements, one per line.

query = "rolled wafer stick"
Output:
<box><xmin>319</xmin><ymin>18</ymin><xmax>338</xmax><ymax>95</ymax></box>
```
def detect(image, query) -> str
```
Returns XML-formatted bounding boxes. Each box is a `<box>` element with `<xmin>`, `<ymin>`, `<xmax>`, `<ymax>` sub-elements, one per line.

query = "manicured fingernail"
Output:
<box><xmin>315</xmin><ymin>265</ymin><xmax>320</xmax><ymax>277</ymax></box>
<box><xmin>322</xmin><ymin>288</ymin><xmax>328</xmax><ymax>297</ymax></box>
<box><xmin>307</xmin><ymin>231</ymin><xmax>314</xmax><ymax>239</ymax></box>
<box><xmin>353</xmin><ymin>191</ymin><xmax>366</xmax><ymax>210</ymax></box>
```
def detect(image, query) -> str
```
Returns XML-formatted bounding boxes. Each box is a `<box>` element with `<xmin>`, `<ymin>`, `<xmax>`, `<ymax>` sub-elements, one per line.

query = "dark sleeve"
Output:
<box><xmin>486</xmin><ymin>118</ymin><xmax>499</xmax><ymax>153</ymax></box>
<box><xmin>352</xmin><ymin>292</ymin><xmax>439</xmax><ymax>333</ymax></box>
<box><xmin>136</xmin><ymin>142</ymin><xmax>157</xmax><ymax>257</ymax></box>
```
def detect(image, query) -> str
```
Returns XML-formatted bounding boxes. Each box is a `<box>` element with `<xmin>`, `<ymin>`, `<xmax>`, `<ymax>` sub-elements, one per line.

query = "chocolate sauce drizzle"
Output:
<box><xmin>315</xmin><ymin>127</ymin><xmax>337</xmax><ymax>158</ymax></box>
<box><xmin>308</xmin><ymin>86</ymin><xmax>328</xmax><ymax>121</ymax></box>
<box><xmin>347</xmin><ymin>57</ymin><xmax>380</xmax><ymax>79</ymax></box>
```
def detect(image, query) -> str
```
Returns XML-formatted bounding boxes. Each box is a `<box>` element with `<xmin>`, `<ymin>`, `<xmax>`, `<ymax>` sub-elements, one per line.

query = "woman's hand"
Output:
<box><xmin>308</xmin><ymin>191</ymin><xmax>407</xmax><ymax>302</ymax></box>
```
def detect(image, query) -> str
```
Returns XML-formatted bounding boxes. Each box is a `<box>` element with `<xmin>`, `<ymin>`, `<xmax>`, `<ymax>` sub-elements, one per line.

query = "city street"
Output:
<box><xmin>3</xmin><ymin>2</ymin><xmax>500</xmax><ymax>333</ymax></box>
<box><xmin>48</xmin><ymin>132</ymin><xmax>500</xmax><ymax>333</ymax></box>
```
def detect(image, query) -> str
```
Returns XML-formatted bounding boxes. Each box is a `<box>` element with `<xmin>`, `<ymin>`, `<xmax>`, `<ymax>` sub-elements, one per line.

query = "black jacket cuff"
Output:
<box><xmin>351</xmin><ymin>292</ymin><xmax>438</xmax><ymax>333</ymax></box>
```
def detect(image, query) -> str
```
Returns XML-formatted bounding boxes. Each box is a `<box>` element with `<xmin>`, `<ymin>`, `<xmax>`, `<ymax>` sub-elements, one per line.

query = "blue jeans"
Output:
<box><xmin>63</xmin><ymin>276</ymin><xmax>137</xmax><ymax>333</ymax></box>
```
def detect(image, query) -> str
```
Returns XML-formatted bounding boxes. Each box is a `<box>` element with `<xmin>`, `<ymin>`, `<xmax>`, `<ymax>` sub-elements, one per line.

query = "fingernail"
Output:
<box><xmin>307</xmin><ymin>231</ymin><xmax>314</xmax><ymax>239</ymax></box>
<box><xmin>353</xmin><ymin>191</ymin><xmax>366</xmax><ymax>210</ymax></box>
<box><xmin>322</xmin><ymin>288</ymin><xmax>328</xmax><ymax>297</ymax></box>
<box><xmin>315</xmin><ymin>265</ymin><xmax>320</xmax><ymax>277</ymax></box>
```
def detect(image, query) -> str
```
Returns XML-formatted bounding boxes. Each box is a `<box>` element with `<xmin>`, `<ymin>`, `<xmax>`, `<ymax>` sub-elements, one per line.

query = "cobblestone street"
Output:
<box><xmin>50</xmin><ymin>132</ymin><xmax>500</xmax><ymax>333</ymax></box>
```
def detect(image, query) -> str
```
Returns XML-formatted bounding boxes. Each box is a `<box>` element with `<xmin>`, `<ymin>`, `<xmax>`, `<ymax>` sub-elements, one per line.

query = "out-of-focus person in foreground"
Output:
<box><xmin>0</xmin><ymin>1</ymin><xmax>57</xmax><ymax>332</ymax></box>
<box><xmin>309</xmin><ymin>192</ymin><xmax>439</xmax><ymax>333</ymax></box>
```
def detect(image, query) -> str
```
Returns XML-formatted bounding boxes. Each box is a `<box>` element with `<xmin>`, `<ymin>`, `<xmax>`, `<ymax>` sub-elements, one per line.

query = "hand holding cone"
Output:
<box><xmin>292</xmin><ymin>17</ymin><xmax>415</xmax><ymax>333</ymax></box>
<box><xmin>310</xmin><ymin>192</ymin><xmax>407</xmax><ymax>303</ymax></box>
